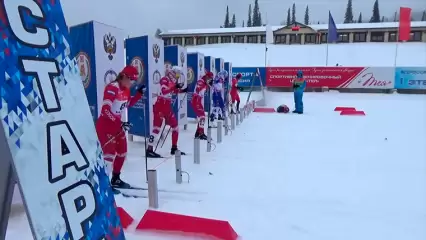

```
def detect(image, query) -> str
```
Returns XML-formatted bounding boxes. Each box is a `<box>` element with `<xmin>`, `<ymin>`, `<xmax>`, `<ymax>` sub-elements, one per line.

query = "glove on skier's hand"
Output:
<box><xmin>121</xmin><ymin>122</ymin><xmax>132</xmax><ymax>131</ymax></box>
<box><xmin>137</xmin><ymin>84</ymin><xmax>146</xmax><ymax>94</ymax></box>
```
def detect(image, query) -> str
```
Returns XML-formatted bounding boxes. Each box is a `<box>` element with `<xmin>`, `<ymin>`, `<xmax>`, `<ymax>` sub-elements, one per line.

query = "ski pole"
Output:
<box><xmin>153</xmin><ymin>92</ymin><xmax>181</xmax><ymax>152</ymax></box>
<box><xmin>142</xmin><ymin>101</ymin><xmax>149</xmax><ymax>182</ymax></box>
<box><xmin>102</xmin><ymin>130</ymin><xmax>124</xmax><ymax>149</ymax></box>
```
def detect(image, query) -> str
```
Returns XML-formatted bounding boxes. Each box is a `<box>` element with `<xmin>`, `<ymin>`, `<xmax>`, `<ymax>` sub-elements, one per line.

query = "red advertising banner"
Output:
<box><xmin>266</xmin><ymin>67</ymin><xmax>394</xmax><ymax>89</ymax></box>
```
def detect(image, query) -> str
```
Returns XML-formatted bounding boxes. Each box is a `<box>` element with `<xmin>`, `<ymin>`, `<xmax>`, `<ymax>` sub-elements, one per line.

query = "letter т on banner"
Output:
<box><xmin>0</xmin><ymin>1</ymin><xmax>124</xmax><ymax>240</ymax></box>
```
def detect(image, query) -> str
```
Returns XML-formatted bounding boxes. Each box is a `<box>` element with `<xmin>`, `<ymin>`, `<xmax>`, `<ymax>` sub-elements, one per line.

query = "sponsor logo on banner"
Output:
<box><xmin>76</xmin><ymin>52</ymin><xmax>91</xmax><ymax>88</ymax></box>
<box><xmin>187</xmin><ymin>67</ymin><xmax>194</xmax><ymax>84</ymax></box>
<box><xmin>153</xmin><ymin>44</ymin><xmax>160</xmax><ymax>63</ymax></box>
<box><xmin>211</xmin><ymin>62</ymin><xmax>215</xmax><ymax>74</ymax></box>
<box><xmin>153</xmin><ymin>70</ymin><xmax>161</xmax><ymax>84</ymax></box>
<box><xmin>266</xmin><ymin>67</ymin><xmax>394</xmax><ymax>88</ymax></box>
<box><xmin>130</xmin><ymin>57</ymin><xmax>144</xmax><ymax>82</ymax></box>
<box><xmin>103</xmin><ymin>33</ymin><xmax>116</xmax><ymax>60</ymax></box>
<box><xmin>104</xmin><ymin>69</ymin><xmax>117</xmax><ymax>84</ymax></box>
<box><xmin>180</xmin><ymin>52</ymin><xmax>185</xmax><ymax>67</ymax></box>
<box><xmin>395</xmin><ymin>67</ymin><xmax>426</xmax><ymax>89</ymax></box>
<box><xmin>199</xmin><ymin>59</ymin><xmax>203</xmax><ymax>73</ymax></box>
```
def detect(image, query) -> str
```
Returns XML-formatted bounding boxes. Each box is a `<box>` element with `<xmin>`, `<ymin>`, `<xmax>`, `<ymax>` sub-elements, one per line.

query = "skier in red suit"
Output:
<box><xmin>96</xmin><ymin>65</ymin><xmax>144</xmax><ymax>188</ymax></box>
<box><xmin>230</xmin><ymin>73</ymin><xmax>241</xmax><ymax>114</ymax></box>
<box><xmin>191</xmin><ymin>71</ymin><xmax>214</xmax><ymax>140</ymax></box>
<box><xmin>146</xmin><ymin>66</ymin><xmax>187</xmax><ymax>158</ymax></box>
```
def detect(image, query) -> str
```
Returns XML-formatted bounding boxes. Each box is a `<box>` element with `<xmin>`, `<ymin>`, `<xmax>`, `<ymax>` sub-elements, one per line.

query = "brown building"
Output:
<box><xmin>160</xmin><ymin>21</ymin><xmax>426</xmax><ymax>46</ymax></box>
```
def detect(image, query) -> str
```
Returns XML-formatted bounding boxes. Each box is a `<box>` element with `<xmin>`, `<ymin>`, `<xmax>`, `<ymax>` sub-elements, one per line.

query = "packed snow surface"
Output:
<box><xmin>8</xmin><ymin>91</ymin><xmax>426</xmax><ymax>240</ymax></box>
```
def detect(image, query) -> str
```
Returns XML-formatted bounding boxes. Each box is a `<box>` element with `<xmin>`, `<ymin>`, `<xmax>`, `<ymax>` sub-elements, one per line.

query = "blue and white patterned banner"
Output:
<box><xmin>0</xmin><ymin>1</ymin><xmax>124</xmax><ymax>239</ymax></box>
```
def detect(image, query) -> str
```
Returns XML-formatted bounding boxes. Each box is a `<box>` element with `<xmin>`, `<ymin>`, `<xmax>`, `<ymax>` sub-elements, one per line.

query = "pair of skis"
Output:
<box><xmin>112</xmin><ymin>184</ymin><xmax>205</xmax><ymax>199</ymax></box>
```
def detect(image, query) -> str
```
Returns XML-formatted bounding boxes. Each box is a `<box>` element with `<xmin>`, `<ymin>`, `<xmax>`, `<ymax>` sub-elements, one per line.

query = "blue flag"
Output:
<box><xmin>327</xmin><ymin>11</ymin><xmax>338</xmax><ymax>43</ymax></box>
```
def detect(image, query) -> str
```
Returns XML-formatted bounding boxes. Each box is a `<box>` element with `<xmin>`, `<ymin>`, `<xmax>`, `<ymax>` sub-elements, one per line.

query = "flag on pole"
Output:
<box><xmin>327</xmin><ymin>11</ymin><xmax>338</xmax><ymax>43</ymax></box>
<box><xmin>399</xmin><ymin>7</ymin><xmax>411</xmax><ymax>41</ymax></box>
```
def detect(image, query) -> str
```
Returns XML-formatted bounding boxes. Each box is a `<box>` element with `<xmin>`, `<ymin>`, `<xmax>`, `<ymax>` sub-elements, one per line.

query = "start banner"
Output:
<box><xmin>266</xmin><ymin>67</ymin><xmax>394</xmax><ymax>89</ymax></box>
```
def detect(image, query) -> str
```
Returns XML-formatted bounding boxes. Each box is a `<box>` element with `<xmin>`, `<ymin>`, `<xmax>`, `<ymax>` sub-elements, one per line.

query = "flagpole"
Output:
<box><xmin>394</xmin><ymin>25</ymin><xmax>399</xmax><ymax>67</ymax></box>
<box><xmin>264</xmin><ymin>12</ymin><xmax>268</xmax><ymax>69</ymax></box>
<box><xmin>326</xmin><ymin>41</ymin><xmax>329</xmax><ymax>66</ymax></box>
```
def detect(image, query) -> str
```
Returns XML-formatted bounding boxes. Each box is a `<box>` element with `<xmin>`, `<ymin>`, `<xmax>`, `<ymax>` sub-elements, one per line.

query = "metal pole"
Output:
<box><xmin>325</xmin><ymin>43</ymin><xmax>329</xmax><ymax>66</ymax></box>
<box><xmin>207</xmin><ymin>127</ymin><xmax>212</xmax><ymax>152</ymax></box>
<box><xmin>231</xmin><ymin>114</ymin><xmax>236</xmax><ymax>130</ymax></box>
<box><xmin>236</xmin><ymin>112</ymin><xmax>240</xmax><ymax>126</ymax></box>
<box><xmin>224</xmin><ymin>116</ymin><xmax>229</xmax><ymax>136</ymax></box>
<box><xmin>147</xmin><ymin>170</ymin><xmax>159</xmax><ymax>208</ymax></box>
<box><xmin>240</xmin><ymin>109</ymin><xmax>244</xmax><ymax>123</ymax></box>
<box><xmin>175</xmin><ymin>151</ymin><xmax>182</xmax><ymax>184</ymax></box>
<box><xmin>217</xmin><ymin>121</ymin><xmax>222</xmax><ymax>143</ymax></box>
<box><xmin>194</xmin><ymin>138</ymin><xmax>200</xmax><ymax>164</ymax></box>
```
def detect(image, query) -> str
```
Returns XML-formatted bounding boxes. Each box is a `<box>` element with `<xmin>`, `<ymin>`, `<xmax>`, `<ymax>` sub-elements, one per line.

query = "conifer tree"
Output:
<box><xmin>344</xmin><ymin>0</ymin><xmax>354</xmax><ymax>23</ymax></box>
<box><xmin>304</xmin><ymin>5</ymin><xmax>309</xmax><ymax>25</ymax></box>
<box><xmin>224</xmin><ymin>6</ymin><xmax>230</xmax><ymax>28</ymax></box>
<box><xmin>369</xmin><ymin>0</ymin><xmax>381</xmax><ymax>23</ymax></box>
<box><xmin>247</xmin><ymin>4</ymin><xmax>252</xmax><ymax>27</ymax></box>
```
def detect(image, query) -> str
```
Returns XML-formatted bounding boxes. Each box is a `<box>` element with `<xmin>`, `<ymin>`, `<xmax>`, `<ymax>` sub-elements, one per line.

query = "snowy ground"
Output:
<box><xmin>7</xmin><ymin>91</ymin><xmax>426</xmax><ymax>240</ymax></box>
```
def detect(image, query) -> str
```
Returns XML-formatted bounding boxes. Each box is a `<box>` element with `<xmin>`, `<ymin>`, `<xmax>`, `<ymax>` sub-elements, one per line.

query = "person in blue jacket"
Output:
<box><xmin>292</xmin><ymin>70</ymin><xmax>306</xmax><ymax>114</ymax></box>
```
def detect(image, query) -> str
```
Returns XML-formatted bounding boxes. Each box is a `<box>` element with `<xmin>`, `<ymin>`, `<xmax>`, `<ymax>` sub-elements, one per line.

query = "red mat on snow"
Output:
<box><xmin>117</xmin><ymin>207</ymin><xmax>134</xmax><ymax>229</ymax></box>
<box><xmin>340</xmin><ymin>110</ymin><xmax>366</xmax><ymax>116</ymax></box>
<box><xmin>253</xmin><ymin>107</ymin><xmax>275</xmax><ymax>113</ymax></box>
<box><xmin>334</xmin><ymin>107</ymin><xmax>356</xmax><ymax>111</ymax></box>
<box><xmin>136</xmin><ymin>210</ymin><xmax>238</xmax><ymax>240</ymax></box>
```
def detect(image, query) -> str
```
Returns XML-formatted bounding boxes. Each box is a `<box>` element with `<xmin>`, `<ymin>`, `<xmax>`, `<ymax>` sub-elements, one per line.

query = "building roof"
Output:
<box><xmin>160</xmin><ymin>21</ymin><xmax>426</xmax><ymax>36</ymax></box>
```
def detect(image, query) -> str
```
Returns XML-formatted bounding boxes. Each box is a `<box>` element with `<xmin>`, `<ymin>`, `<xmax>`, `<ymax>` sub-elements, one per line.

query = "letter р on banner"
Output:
<box><xmin>0</xmin><ymin>1</ymin><xmax>124</xmax><ymax>240</ymax></box>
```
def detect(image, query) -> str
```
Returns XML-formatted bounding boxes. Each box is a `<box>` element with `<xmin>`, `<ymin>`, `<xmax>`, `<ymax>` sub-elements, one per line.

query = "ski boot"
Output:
<box><xmin>171</xmin><ymin>145</ymin><xmax>186</xmax><ymax>155</ymax></box>
<box><xmin>218</xmin><ymin>114</ymin><xmax>225</xmax><ymax>121</ymax></box>
<box><xmin>111</xmin><ymin>173</ymin><xmax>131</xmax><ymax>189</ymax></box>
<box><xmin>146</xmin><ymin>147</ymin><xmax>162</xmax><ymax>158</ymax></box>
<box><xmin>209</xmin><ymin>113</ymin><xmax>215</xmax><ymax>122</ymax></box>
<box><xmin>195</xmin><ymin>131</ymin><xmax>208</xmax><ymax>140</ymax></box>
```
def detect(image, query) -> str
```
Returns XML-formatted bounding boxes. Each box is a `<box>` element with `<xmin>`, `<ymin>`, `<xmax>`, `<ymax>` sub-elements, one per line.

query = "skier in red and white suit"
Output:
<box><xmin>96</xmin><ymin>65</ymin><xmax>144</xmax><ymax>188</ymax></box>
<box><xmin>230</xmin><ymin>73</ymin><xmax>242</xmax><ymax>114</ymax></box>
<box><xmin>191</xmin><ymin>71</ymin><xmax>214</xmax><ymax>140</ymax></box>
<box><xmin>146</xmin><ymin>66</ymin><xmax>187</xmax><ymax>158</ymax></box>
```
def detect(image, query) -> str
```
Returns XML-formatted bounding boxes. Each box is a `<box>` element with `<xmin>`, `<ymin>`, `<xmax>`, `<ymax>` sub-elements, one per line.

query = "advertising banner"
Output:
<box><xmin>165</xmin><ymin>45</ymin><xmax>188</xmax><ymax>126</ymax></box>
<box><xmin>126</xmin><ymin>36</ymin><xmax>163</xmax><ymax>137</ymax></box>
<box><xmin>93</xmin><ymin>22</ymin><xmax>125</xmax><ymax>116</ymax></box>
<box><xmin>187</xmin><ymin>53</ymin><xmax>204</xmax><ymax>118</ymax></box>
<box><xmin>266</xmin><ymin>67</ymin><xmax>394</xmax><ymax>89</ymax></box>
<box><xmin>215</xmin><ymin>58</ymin><xmax>225</xmax><ymax>99</ymax></box>
<box><xmin>232</xmin><ymin>67</ymin><xmax>266</xmax><ymax>88</ymax></box>
<box><xmin>204</xmin><ymin>56</ymin><xmax>215</xmax><ymax>113</ymax></box>
<box><xmin>224</xmin><ymin>62</ymin><xmax>232</xmax><ymax>104</ymax></box>
<box><xmin>69</xmin><ymin>22</ymin><xmax>97</xmax><ymax>122</ymax></box>
<box><xmin>0</xmin><ymin>1</ymin><xmax>123</xmax><ymax>239</ymax></box>
<box><xmin>394</xmin><ymin>67</ymin><xmax>426</xmax><ymax>89</ymax></box>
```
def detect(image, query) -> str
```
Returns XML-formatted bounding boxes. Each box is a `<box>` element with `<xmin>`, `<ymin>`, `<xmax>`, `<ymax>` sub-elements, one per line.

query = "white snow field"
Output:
<box><xmin>186</xmin><ymin>43</ymin><xmax>426</xmax><ymax>67</ymax></box>
<box><xmin>7</xmin><ymin>90</ymin><xmax>426</xmax><ymax>239</ymax></box>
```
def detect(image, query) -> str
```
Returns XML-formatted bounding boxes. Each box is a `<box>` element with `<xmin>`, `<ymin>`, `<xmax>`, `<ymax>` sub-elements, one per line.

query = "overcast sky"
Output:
<box><xmin>61</xmin><ymin>0</ymin><xmax>425</xmax><ymax>36</ymax></box>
